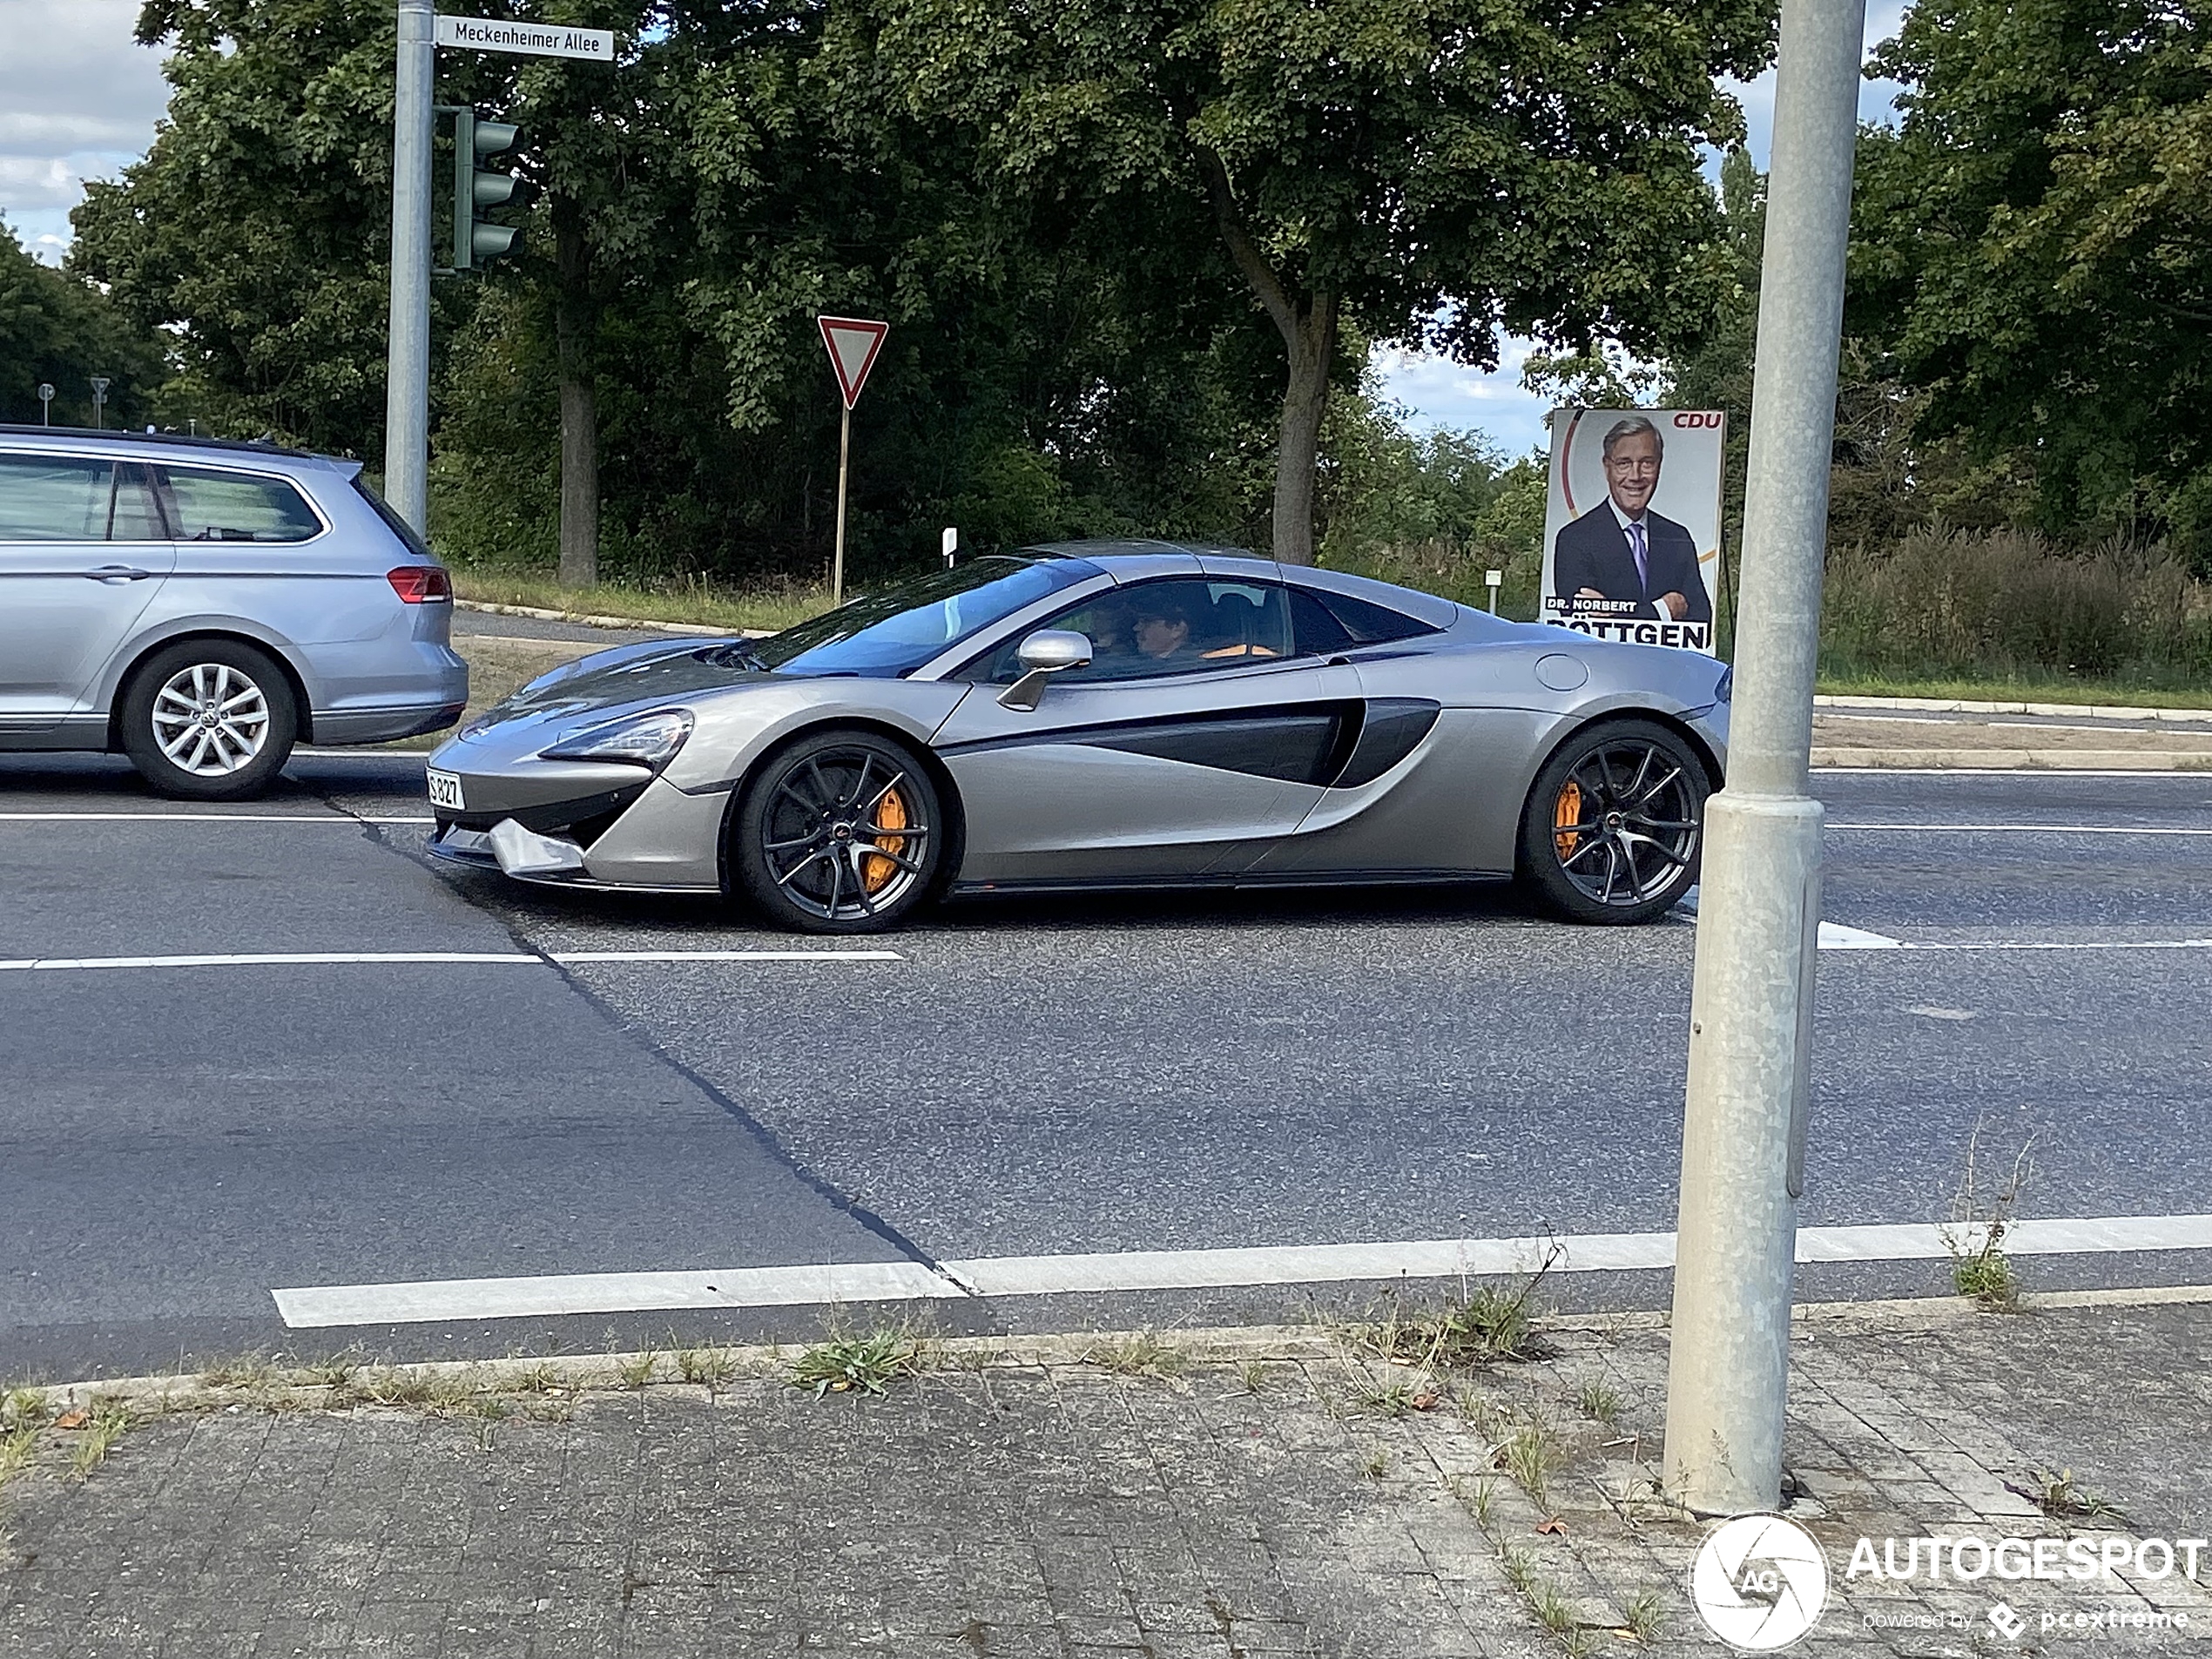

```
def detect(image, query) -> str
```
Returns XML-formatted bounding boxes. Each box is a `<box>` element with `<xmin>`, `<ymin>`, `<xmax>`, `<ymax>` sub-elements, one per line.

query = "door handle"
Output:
<box><xmin>87</xmin><ymin>565</ymin><xmax>153</xmax><ymax>583</ymax></box>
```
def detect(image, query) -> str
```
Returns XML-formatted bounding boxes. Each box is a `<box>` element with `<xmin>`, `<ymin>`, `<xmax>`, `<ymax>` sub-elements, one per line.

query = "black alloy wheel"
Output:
<box><xmin>732</xmin><ymin>729</ymin><xmax>945</xmax><ymax>933</ymax></box>
<box><xmin>1518</xmin><ymin>718</ymin><xmax>1709</xmax><ymax>924</ymax></box>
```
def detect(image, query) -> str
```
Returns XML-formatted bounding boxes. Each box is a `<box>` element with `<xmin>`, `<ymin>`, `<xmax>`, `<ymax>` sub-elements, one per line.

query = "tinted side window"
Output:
<box><xmin>158</xmin><ymin>466</ymin><xmax>323</xmax><ymax>543</ymax></box>
<box><xmin>968</xmin><ymin>578</ymin><xmax>1294</xmax><ymax>683</ymax></box>
<box><xmin>1289</xmin><ymin>588</ymin><xmax>1355</xmax><ymax>657</ymax></box>
<box><xmin>1295</xmin><ymin>585</ymin><xmax>1439</xmax><ymax>647</ymax></box>
<box><xmin>0</xmin><ymin>455</ymin><xmax>115</xmax><ymax>541</ymax></box>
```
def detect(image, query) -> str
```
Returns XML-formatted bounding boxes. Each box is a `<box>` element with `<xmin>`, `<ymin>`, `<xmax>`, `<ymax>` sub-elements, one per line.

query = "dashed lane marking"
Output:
<box><xmin>1829</xmin><ymin>821</ymin><xmax>2212</xmax><ymax>836</ymax></box>
<box><xmin>269</xmin><ymin>1215</ymin><xmax>2212</xmax><ymax>1325</ymax></box>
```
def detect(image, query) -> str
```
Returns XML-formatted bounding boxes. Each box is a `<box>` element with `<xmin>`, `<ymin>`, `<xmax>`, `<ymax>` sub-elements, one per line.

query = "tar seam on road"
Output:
<box><xmin>0</xmin><ymin>811</ymin><xmax>436</xmax><ymax>823</ymax></box>
<box><xmin>266</xmin><ymin>1213</ymin><xmax>2212</xmax><ymax>1325</ymax></box>
<box><xmin>303</xmin><ymin>776</ymin><xmax>966</xmax><ymax>1291</ymax></box>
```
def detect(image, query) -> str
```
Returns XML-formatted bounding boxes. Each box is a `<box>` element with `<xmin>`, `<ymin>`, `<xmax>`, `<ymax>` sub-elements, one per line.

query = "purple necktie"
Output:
<box><xmin>1629</xmin><ymin>522</ymin><xmax>1649</xmax><ymax>591</ymax></box>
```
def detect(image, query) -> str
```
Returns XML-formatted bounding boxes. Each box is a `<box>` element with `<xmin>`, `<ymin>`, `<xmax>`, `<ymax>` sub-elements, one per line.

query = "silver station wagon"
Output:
<box><xmin>0</xmin><ymin>428</ymin><xmax>469</xmax><ymax>799</ymax></box>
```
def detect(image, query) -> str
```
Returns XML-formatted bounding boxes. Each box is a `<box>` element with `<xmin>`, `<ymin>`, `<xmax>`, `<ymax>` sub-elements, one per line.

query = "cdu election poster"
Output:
<box><xmin>1540</xmin><ymin>408</ymin><xmax>1726</xmax><ymax>654</ymax></box>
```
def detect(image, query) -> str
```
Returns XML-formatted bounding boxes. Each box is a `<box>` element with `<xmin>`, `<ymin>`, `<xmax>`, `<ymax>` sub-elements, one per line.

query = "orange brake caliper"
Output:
<box><xmin>864</xmin><ymin>787</ymin><xmax>909</xmax><ymax>893</ymax></box>
<box><xmin>1553</xmin><ymin>780</ymin><xmax>1582</xmax><ymax>860</ymax></box>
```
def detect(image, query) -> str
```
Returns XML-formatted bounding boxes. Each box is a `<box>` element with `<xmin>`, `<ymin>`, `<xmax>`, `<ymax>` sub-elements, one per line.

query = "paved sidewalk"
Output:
<box><xmin>1</xmin><ymin>1293</ymin><xmax>2207</xmax><ymax>1658</ymax></box>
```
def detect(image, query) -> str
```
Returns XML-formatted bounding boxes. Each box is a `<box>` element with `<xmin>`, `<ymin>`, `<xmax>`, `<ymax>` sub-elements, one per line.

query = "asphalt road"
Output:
<box><xmin>3</xmin><ymin>735</ymin><xmax>2209</xmax><ymax>1378</ymax></box>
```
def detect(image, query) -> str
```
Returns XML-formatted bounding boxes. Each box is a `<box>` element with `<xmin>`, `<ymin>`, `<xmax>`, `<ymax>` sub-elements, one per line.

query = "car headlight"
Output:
<box><xmin>541</xmin><ymin>708</ymin><xmax>695</xmax><ymax>769</ymax></box>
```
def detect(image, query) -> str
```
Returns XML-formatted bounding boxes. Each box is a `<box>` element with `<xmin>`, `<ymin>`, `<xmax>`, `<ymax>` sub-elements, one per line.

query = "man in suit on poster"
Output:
<box><xmin>1550</xmin><ymin>415</ymin><xmax>1711</xmax><ymax>623</ymax></box>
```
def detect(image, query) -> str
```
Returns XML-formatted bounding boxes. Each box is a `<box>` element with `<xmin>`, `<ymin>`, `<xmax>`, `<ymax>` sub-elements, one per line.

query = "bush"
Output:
<box><xmin>1821</xmin><ymin>527</ymin><xmax>2212</xmax><ymax>688</ymax></box>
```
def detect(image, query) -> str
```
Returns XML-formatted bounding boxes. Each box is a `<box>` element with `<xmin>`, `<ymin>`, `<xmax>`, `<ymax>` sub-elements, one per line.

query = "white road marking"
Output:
<box><xmin>0</xmin><ymin>812</ymin><xmax>435</xmax><ymax>824</ymax></box>
<box><xmin>555</xmin><ymin>949</ymin><xmax>903</xmax><ymax>964</ymax></box>
<box><xmin>1830</xmin><ymin>821</ymin><xmax>2212</xmax><ymax>837</ymax></box>
<box><xmin>1817</xmin><ymin>922</ymin><xmax>1905</xmax><ymax>949</ymax></box>
<box><xmin>273</xmin><ymin>1261</ymin><xmax>957</xmax><ymax>1327</ymax></box>
<box><xmin>0</xmin><ymin>948</ymin><xmax>900</xmax><ymax>974</ymax></box>
<box><xmin>1814</xmin><ymin>767</ymin><xmax>2212</xmax><ymax>777</ymax></box>
<box><xmin>270</xmin><ymin>1214</ymin><xmax>2212</xmax><ymax>1324</ymax></box>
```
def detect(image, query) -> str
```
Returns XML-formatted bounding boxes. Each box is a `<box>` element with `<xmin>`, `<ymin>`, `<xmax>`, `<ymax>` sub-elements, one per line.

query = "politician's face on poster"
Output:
<box><xmin>1540</xmin><ymin>408</ymin><xmax>1726</xmax><ymax>654</ymax></box>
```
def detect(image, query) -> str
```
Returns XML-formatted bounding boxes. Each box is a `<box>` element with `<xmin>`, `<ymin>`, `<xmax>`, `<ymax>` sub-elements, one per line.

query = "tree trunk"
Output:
<box><xmin>1192</xmin><ymin>144</ymin><xmax>1337</xmax><ymax>565</ymax></box>
<box><xmin>553</xmin><ymin>199</ymin><xmax>598</xmax><ymax>590</ymax></box>
<box><xmin>1270</xmin><ymin>293</ymin><xmax>1337</xmax><ymax>566</ymax></box>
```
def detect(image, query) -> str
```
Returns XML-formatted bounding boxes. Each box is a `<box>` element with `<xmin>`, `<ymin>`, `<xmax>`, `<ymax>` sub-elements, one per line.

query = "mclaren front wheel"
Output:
<box><xmin>731</xmin><ymin>729</ymin><xmax>944</xmax><ymax>934</ymax></box>
<box><xmin>1518</xmin><ymin>718</ymin><xmax>1709</xmax><ymax>925</ymax></box>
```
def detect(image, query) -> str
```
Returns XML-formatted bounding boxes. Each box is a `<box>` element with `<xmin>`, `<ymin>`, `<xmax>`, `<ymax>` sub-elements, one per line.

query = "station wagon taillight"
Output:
<box><xmin>387</xmin><ymin>566</ymin><xmax>452</xmax><ymax>604</ymax></box>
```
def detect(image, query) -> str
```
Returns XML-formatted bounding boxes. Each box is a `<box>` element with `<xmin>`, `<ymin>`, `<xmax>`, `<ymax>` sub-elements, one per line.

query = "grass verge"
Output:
<box><xmin>1817</xmin><ymin>672</ymin><xmax>2212</xmax><ymax>711</ymax></box>
<box><xmin>449</xmin><ymin>568</ymin><xmax>827</xmax><ymax>635</ymax></box>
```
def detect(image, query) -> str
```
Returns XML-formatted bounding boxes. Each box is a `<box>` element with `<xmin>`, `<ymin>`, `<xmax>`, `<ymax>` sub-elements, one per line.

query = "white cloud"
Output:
<box><xmin>0</xmin><ymin>0</ymin><xmax>172</xmax><ymax>258</ymax></box>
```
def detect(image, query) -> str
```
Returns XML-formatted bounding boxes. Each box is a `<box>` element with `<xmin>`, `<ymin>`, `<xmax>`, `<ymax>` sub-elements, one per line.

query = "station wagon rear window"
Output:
<box><xmin>157</xmin><ymin>465</ymin><xmax>323</xmax><ymax>543</ymax></box>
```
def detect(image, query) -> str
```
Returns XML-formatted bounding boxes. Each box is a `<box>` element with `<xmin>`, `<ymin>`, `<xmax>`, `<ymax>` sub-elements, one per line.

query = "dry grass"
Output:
<box><xmin>450</xmin><ymin>569</ymin><xmax>826</xmax><ymax>635</ymax></box>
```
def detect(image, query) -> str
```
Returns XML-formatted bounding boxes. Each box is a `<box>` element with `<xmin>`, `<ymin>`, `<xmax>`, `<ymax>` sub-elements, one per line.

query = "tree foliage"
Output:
<box><xmin>0</xmin><ymin>224</ymin><xmax>168</xmax><ymax>428</ymax></box>
<box><xmin>1851</xmin><ymin>0</ymin><xmax>2212</xmax><ymax>550</ymax></box>
<box><xmin>849</xmin><ymin>0</ymin><xmax>1776</xmax><ymax>560</ymax></box>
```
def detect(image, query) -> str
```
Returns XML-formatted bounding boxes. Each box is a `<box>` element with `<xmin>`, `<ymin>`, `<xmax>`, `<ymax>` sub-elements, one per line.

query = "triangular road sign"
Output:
<box><xmin>818</xmin><ymin>315</ymin><xmax>889</xmax><ymax>410</ymax></box>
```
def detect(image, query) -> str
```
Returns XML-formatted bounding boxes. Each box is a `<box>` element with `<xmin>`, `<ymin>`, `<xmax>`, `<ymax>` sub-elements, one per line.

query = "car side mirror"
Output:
<box><xmin>998</xmin><ymin>629</ymin><xmax>1092</xmax><ymax>711</ymax></box>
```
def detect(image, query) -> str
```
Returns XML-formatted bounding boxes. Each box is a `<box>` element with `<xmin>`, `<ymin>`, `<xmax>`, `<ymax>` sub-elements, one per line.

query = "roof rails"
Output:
<box><xmin>0</xmin><ymin>424</ymin><xmax>327</xmax><ymax>461</ymax></box>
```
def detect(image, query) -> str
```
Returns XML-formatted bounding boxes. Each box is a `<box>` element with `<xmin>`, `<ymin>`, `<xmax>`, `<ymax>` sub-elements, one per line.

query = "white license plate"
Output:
<box><xmin>425</xmin><ymin>768</ymin><xmax>467</xmax><ymax>811</ymax></box>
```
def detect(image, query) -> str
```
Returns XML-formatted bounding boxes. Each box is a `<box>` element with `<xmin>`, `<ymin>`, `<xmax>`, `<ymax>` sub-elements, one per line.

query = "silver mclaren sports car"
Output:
<box><xmin>424</xmin><ymin>542</ymin><xmax>1730</xmax><ymax>933</ymax></box>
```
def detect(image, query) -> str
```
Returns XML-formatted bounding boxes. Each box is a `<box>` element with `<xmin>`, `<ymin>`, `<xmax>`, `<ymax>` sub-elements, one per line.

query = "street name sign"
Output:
<box><xmin>818</xmin><ymin>316</ymin><xmax>889</xmax><ymax>410</ymax></box>
<box><xmin>435</xmin><ymin>15</ymin><xmax>616</xmax><ymax>61</ymax></box>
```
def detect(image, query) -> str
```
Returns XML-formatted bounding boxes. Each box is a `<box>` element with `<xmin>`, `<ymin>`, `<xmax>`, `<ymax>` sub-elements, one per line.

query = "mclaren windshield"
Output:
<box><xmin>748</xmin><ymin>555</ymin><xmax>1099</xmax><ymax>678</ymax></box>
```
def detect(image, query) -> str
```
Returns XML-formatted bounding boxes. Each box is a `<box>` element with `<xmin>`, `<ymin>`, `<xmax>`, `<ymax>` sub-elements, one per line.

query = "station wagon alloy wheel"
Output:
<box><xmin>121</xmin><ymin>638</ymin><xmax>299</xmax><ymax>802</ymax></box>
<box><xmin>1519</xmin><ymin>718</ymin><xmax>1709</xmax><ymax>925</ymax></box>
<box><xmin>151</xmin><ymin>663</ymin><xmax>270</xmax><ymax>777</ymax></box>
<box><xmin>732</xmin><ymin>730</ymin><xmax>944</xmax><ymax>933</ymax></box>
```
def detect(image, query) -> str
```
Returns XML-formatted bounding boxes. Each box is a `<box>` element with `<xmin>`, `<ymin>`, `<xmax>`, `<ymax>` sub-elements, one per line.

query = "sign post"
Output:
<box><xmin>382</xmin><ymin>5</ymin><xmax>616</xmax><ymax>536</ymax></box>
<box><xmin>1661</xmin><ymin>0</ymin><xmax>1866</xmax><ymax>1517</ymax></box>
<box><xmin>817</xmin><ymin>316</ymin><xmax>889</xmax><ymax>606</ymax></box>
<box><xmin>37</xmin><ymin>383</ymin><xmax>53</xmax><ymax>426</ymax></box>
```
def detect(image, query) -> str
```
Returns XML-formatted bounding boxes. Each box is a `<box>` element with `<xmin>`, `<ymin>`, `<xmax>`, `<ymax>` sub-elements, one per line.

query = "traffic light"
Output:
<box><xmin>452</xmin><ymin>108</ymin><xmax>525</xmax><ymax>270</ymax></box>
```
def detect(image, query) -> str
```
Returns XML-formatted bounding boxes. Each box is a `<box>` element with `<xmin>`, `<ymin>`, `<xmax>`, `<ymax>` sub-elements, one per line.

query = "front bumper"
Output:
<box><xmin>428</xmin><ymin>772</ymin><xmax>731</xmax><ymax>894</ymax></box>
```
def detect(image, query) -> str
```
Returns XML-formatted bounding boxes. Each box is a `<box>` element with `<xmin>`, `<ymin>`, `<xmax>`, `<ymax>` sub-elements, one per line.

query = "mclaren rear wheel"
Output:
<box><xmin>1518</xmin><ymin>718</ymin><xmax>1709</xmax><ymax>924</ymax></box>
<box><xmin>731</xmin><ymin>728</ymin><xmax>944</xmax><ymax>934</ymax></box>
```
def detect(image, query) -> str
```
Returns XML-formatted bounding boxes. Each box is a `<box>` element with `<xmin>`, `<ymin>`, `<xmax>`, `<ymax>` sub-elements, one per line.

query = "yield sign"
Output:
<box><xmin>818</xmin><ymin>316</ymin><xmax>889</xmax><ymax>410</ymax></box>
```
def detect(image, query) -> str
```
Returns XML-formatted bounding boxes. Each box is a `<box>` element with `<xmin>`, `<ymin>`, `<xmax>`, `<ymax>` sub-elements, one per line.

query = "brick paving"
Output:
<box><xmin>1</xmin><ymin>1293</ymin><xmax>2207</xmax><ymax>1657</ymax></box>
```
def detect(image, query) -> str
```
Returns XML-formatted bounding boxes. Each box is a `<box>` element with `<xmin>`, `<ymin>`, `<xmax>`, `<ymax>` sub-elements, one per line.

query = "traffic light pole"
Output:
<box><xmin>383</xmin><ymin>0</ymin><xmax>435</xmax><ymax>534</ymax></box>
<box><xmin>1660</xmin><ymin>0</ymin><xmax>1865</xmax><ymax>1516</ymax></box>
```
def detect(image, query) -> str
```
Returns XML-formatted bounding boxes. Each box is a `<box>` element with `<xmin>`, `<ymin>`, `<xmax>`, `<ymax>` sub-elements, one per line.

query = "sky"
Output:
<box><xmin>1</xmin><ymin>0</ymin><xmax>1909</xmax><ymax>456</ymax></box>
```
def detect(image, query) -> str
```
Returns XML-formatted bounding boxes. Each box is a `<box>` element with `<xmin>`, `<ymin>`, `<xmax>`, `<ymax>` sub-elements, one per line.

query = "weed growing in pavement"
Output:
<box><xmin>1461</xmin><ymin>1474</ymin><xmax>1499</xmax><ymax>1528</ymax></box>
<box><xmin>1942</xmin><ymin>1118</ymin><xmax>2039</xmax><ymax>1312</ymax></box>
<box><xmin>66</xmin><ymin>1400</ymin><xmax>130</xmax><ymax>1480</ymax></box>
<box><xmin>788</xmin><ymin>1329</ymin><xmax>921</xmax><ymax>1399</ymax></box>
<box><xmin>1078</xmin><ymin>1332</ymin><xmax>1186</xmax><ymax>1379</ymax></box>
<box><xmin>0</xmin><ymin>1423</ymin><xmax>38</xmax><ymax>1492</ymax></box>
<box><xmin>1500</xmin><ymin>1537</ymin><xmax>1601</xmax><ymax>1656</ymax></box>
<box><xmin>674</xmin><ymin>1345</ymin><xmax>738</xmax><ymax>1389</ymax></box>
<box><xmin>1354</xmin><ymin>1256</ymin><xmax>1558</xmax><ymax>1372</ymax></box>
<box><xmin>1621</xmin><ymin>1587</ymin><xmax>1669</xmax><ymax>1642</ymax></box>
<box><xmin>1500</xmin><ymin>1544</ymin><xmax>1537</xmax><ymax>1594</ymax></box>
<box><xmin>0</xmin><ymin>1388</ymin><xmax>46</xmax><ymax>1431</ymax></box>
<box><xmin>617</xmin><ymin>1348</ymin><xmax>662</xmax><ymax>1390</ymax></box>
<box><xmin>1501</xmin><ymin>1424</ymin><xmax>1562</xmax><ymax>1511</ymax></box>
<box><xmin>1573</xmin><ymin>1380</ymin><xmax>1622</xmax><ymax>1425</ymax></box>
<box><xmin>1237</xmin><ymin>1360</ymin><xmax>1275</xmax><ymax>1394</ymax></box>
<box><xmin>2026</xmin><ymin>1467</ymin><xmax>2124</xmax><ymax>1522</ymax></box>
<box><xmin>198</xmin><ymin>1353</ymin><xmax>281</xmax><ymax>1391</ymax></box>
<box><xmin>1362</xmin><ymin>1446</ymin><xmax>1393</xmax><ymax>1480</ymax></box>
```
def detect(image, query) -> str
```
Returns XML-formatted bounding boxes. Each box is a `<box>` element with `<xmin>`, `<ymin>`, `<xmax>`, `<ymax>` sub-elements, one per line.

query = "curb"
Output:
<box><xmin>1817</xmin><ymin>692</ymin><xmax>2212</xmax><ymax>724</ymax></box>
<box><xmin>1810</xmin><ymin>746</ymin><xmax>2212</xmax><ymax>771</ymax></box>
<box><xmin>27</xmin><ymin>1285</ymin><xmax>2212</xmax><ymax>1411</ymax></box>
<box><xmin>455</xmin><ymin>597</ymin><xmax>751</xmax><ymax>638</ymax></box>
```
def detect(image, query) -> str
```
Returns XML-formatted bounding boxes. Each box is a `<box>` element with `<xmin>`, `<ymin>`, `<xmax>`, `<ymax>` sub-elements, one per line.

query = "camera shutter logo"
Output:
<box><xmin>1690</xmin><ymin>1514</ymin><xmax>1830</xmax><ymax>1649</ymax></box>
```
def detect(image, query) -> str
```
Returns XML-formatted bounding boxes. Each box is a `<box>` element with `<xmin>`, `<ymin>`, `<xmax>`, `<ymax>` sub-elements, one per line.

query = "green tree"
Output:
<box><xmin>0</xmin><ymin>224</ymin><xmax>169</xmax><ymax>428</ymax></box>
<box><xmin>71</xmin><ymin>0</ymin><xmax>514</xmax><ymax>452</ymax></box>
<box><xmin>1851</xmin><ymin>0</ymin><xmax>2212</xmax><ymax>556</ymax></box>
<box><xmin>849</xmin><ymin>0</ymin><xmax>1773</xmax><ymax>564</ymax></box>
